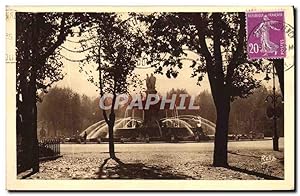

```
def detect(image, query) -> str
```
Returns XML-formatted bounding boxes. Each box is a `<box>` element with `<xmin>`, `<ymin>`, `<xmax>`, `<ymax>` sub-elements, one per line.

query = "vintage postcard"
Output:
<box><xmin>6</xmin><ymin>6</ymin><xmax>295</xmax><ymax>191</ymax></box>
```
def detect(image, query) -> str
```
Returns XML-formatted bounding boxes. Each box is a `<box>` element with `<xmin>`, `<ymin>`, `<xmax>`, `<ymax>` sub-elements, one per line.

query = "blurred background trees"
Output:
<box><xmin>37</xmin><ymin>86</ymin><xmax>103</xmax><ymax>138</ymax></box>
<box><xmin>38</xmin><ymin>86</ymin><xmax>283</xmax><ymax>139</ymax></box>
<box><xmin>196</xmin><ymin>86</ymin><xmax>283</xmax><ymax>137</ymax></box>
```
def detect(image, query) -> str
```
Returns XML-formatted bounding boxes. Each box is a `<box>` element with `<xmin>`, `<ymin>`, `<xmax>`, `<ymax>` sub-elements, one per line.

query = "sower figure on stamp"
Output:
<box><xmin>254</xmin><ymin>15</ymin><xmax>281</xmax><ymax>56</ymax></box>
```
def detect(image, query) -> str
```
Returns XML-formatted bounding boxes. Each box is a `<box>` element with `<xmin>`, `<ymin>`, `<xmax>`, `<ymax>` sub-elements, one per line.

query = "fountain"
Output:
<box><xmin>80</xmin><ymin>74</ymin><xmax>216</xmax><ymax>142</ymax></box>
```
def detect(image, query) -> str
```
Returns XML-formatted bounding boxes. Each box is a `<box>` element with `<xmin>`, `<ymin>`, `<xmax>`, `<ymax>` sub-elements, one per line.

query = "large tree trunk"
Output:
<box><xmin>31</xmin><ymin>96</ymin><xmax>39</xmax><ymax>172</ymax></box>
<box><xmin>193</xmin><ymin>12</ymin><xmax>246</xmax><ymax>167</ymax></box>
<box><xmin>17</xmin><ymin>86</ymin><xmax>39</xmax><ymax>172</ymax></box>
<box><xmin>273</xmin><ymin>59</ymin><xmax>284</xmax><ymax>96</ymax></box>
<box><xmin>108</xmin><ymin>125</ymin><xmax>115</xmax><ymax>158</ymax></box>
<box><xmin>19</xmin><ymin>93</ymin><xmax>34</xmax><ymax>172</ymax></box>
<box><xmin>211</xmin><ymin>13</ymin><xmax>231</xmax><ymax>167</ymax></box>
<box><xmin>16</xmin><ymin>19</ymin><xmax>33</xmax><ymax>173</ymax></box>
<box><xmin>27</xmin><ymin>59</ymin><xmax>39</xmax><ymax>172</ymax></box>
<box><xmin>30</xmin><ymin>13</ymin><xmax>39</xmax><ymax>172</ymax></box>
<box><xmin>213</xmin><ymin>95</ymin><xmax>231</xmax><ymax>167</ymax></box>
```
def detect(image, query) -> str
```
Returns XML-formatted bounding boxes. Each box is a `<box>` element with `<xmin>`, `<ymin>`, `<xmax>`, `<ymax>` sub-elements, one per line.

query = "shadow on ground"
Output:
<box><xmin>228</xmin><ymin>151</ymin><xmax>261</xmax><ymax>159</ymax></box>
<box><xmin>225</xmin><ymin>165</ymin><xmax>283</xmax><ymax>180</ymax></box>
<box><xmin>96</xmin><ymin>156</ymin><xmax>283</xmax><ymax>180</ymax></box>
<box><xmin>226</xmin><ymin>151</ymin><xmax>284</xmax><ymax>180</ymax></box>
<box><xmin>20</xmin><ymin>170</ymin><xmax>38</xmax><ymax>179</ymax></box>
<box><xmin>96</xmin><ymin>158</ymin><xmax>194</xmax><ymax>179</ymax></box>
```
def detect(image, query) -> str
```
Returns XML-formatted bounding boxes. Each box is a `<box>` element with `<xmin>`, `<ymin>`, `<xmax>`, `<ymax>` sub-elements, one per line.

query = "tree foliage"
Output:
<box><xmin>65</xmin><ymin>13</ymin><xmax>146</xmax><ymax>158</ymax></box>
<box><xmin>137</xmin><ymin>12</ymin><xmax>262</xmax><ymax>99</ymax></box>
<box><xmin>16</xmin><ymin>13</ymin><xmax>90</xmax><ymax>95</ymax></box>
<box><xmin>16</xmin><ymin>12</ymin><xmax>90</xmax><ymax>172</ymax></box>
<box><xmin>75</xmin><ymin>13</ymin><xmax>145</xmax><ymax>96</ymax></box>
<box><xmin>136</xmin><ymin>12</ymin><xmax>268</xmax><ymax>166</ymax></box>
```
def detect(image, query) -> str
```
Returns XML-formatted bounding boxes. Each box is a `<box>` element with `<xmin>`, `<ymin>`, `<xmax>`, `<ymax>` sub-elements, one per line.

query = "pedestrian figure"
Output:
<box><xmin>40</xmin><ymin>126</ymin><xmax>46</xmax><ymax>140</ymax></box>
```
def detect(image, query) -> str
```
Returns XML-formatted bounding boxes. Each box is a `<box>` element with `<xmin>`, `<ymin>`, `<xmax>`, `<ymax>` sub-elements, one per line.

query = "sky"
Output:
<box><xmin>55</xmin><ymin>29</ymin><xmax>213</xmax><ymax>97</ymax></box>
<box><xmin>56</xmin><ymin>54</ymin><xmax>211</xmax><ymax>98</ymax></box>
<box><xmin>55</xmin><ymin>16</ymin><xmax>279</xmax><ymax>98</ymax></box>
<box><xmin>56</xmin><ymin>54</ymin><xmax>278</xmax><ymax>98</ymax></box>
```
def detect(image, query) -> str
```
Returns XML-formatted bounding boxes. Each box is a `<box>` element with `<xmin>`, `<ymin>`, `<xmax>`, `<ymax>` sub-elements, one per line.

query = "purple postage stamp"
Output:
<box><xmin>246</xmin><ymin>11</ymin><xmax>286</xmax><ymax>59</ymax></box>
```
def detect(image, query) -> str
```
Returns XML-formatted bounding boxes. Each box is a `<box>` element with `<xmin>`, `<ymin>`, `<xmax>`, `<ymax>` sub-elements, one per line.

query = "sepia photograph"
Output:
<box><xmin>6</xmin><ymin>6</ymin><xmax>295</xmax><ymax>191</ymax></box>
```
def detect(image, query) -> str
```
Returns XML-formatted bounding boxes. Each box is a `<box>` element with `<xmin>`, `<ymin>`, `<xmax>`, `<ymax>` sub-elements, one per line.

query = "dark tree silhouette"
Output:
<box><xmin>138</xmin><ymin>12</ymin><xmax>265</xmax><ymax>166</ymax></box>
<box><xmin>272</xmin><ymin>59</ymin><xmax>284</xmax><ymax>95</ymax></box>
<box><xmin>77</xmin><ymin>13</ymin><xmax>144</xmax><ymax>158</ymax></box>
<box><xmin>16</xmin><ymin>12</ymin><xmax>88</xmax><ymax>172</ymax></box>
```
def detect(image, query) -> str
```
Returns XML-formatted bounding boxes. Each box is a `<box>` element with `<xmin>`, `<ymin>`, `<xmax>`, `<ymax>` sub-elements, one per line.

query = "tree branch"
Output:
<box><xmin>226</xmin><ymin>12</ymin><xmax>246</xmax><ymax>85</ymax></box>
<box><xmin>66</xmin><ymin>36</ymin><xmax>97</xmax><ymax>44</ymax></box>
<box><xmin>98</xmin><ymin>37</ymin><xmax>109</xmax><ymax>125</ymax></box>
<box><xmin>182</xmin><ymin>48</ymin><xmax>200</xmax><ymax>56</ymax></box>
<box><xmin>39</xmin><ymin>14</ymin><xmax>67</xmax><ymax>61</ymax></box>
<box><xmin>212</xmin><ymin>12</ymin><xmax>225</xmax><ymax>80</ymax></box>
<box><xmin>59</xmin><ymin>54</ymin><xmax>89</xmax><ymax>62</ymax></box>
<box><xmin>59</xmin><ymin>45</ymin><xmax>98</xmax><ymax>53</ymax></box>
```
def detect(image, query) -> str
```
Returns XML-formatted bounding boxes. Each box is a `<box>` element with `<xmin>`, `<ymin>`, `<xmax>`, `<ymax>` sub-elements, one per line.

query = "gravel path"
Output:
<box><xmin>18</xmin><ymin>149</ymin><xmax>284</xmax><ymax>180</ymax></box>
